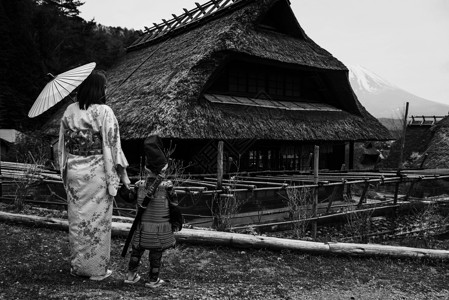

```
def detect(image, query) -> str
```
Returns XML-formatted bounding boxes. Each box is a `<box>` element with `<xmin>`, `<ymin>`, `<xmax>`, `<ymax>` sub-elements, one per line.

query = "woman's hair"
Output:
<box><xmin>77</xmin><ymin>70</ymin><xmax>107</xmax><ymax>110</ymax></box>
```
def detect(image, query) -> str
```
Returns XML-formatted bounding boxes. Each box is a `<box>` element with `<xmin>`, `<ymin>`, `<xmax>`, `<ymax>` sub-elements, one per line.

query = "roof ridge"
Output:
<box><xmin>128</xmin><ymin>0</ymin><xmax>253</xmax><ymax>51</ymax></box>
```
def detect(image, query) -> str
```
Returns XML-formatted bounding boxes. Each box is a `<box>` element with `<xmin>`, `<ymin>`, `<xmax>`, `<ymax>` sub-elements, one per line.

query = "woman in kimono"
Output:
<box><xmin>58</xmin><ymin>70</ymin><xmax>130</xmax><ymax>281</ymax></box>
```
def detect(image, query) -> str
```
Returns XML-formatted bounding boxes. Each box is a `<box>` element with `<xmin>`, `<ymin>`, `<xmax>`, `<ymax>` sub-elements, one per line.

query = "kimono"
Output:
<box><xmin>58</xmin><ymin>103</ymin><xmax>128</xmax><ymax>277</ymax></box>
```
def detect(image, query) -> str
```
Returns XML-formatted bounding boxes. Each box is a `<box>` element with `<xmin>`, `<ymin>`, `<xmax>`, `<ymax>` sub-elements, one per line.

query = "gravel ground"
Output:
<box><xmin>1</xmin><ymin>216</ymin><xmax>449</xmax><ymax>300</ymax></box>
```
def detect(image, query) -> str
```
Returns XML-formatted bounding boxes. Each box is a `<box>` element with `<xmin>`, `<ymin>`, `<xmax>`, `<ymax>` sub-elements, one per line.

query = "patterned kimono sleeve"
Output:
<box><xmin>101</xmin><ymin>106</ymin><xmax>129</xmax><ymax>196</ymax></box>
<box><xmin>58</xmin><ymin>116</ymin><xmax>68</xmax><ymax>182</ymax></box>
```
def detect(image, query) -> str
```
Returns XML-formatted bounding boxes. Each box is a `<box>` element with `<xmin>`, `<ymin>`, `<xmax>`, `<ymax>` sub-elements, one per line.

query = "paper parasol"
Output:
<box><xmin>28</xmin><ymin>62</ymin><xmax>96</xmax><ymax>118</ymax></box>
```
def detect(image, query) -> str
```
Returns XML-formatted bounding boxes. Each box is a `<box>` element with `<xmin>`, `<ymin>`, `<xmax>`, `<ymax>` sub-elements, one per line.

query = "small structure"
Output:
<box><xmin>405</xmin><ymin>116</ymin><xmax>449</xmax><ymax>169</ymax></box>
<box><xmin>357</xmin><ymin>142</ymin><xmax>383</xmax><ymax>170</ymax></box>
<box><xmin>0</xmin><ymin>129</ymin><xmax>21</xmax><ymax>159</ymax></box>
<box><xmin>383</xmin><ymin>115</ymin><xmax>449</xmax><ymax>169</ymax></box>
<box><xmin>44</xmin><ymin>0</ymin><xmax>391</xmax><ymax>173</ymax></box>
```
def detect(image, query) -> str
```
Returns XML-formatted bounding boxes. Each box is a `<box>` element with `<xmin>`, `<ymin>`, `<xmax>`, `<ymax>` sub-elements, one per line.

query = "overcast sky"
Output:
<box><xmin>79</xmin><ymin>0</ymin><xmax>449</xmax><ymax>105</ymax></box>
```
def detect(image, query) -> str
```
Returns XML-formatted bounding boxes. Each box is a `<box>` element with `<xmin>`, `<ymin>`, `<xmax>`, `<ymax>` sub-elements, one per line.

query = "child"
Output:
<box><xmin>124</xmin><ymin>136</ymin><xmax>180</xmax><ymax>288</ymax></box>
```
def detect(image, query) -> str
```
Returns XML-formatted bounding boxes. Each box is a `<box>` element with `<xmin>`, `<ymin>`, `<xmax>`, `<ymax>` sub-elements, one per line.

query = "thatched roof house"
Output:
<box><xmin>418</xmin><ymin>117</ymin><xmax>449</xmax><ymax>169</ymax></box>
<box><xmin>46</xmin><ymin>0</ymin><xmax>391</xmax><ymax>173</ymax></box>
<box><xmin>393</xmin><ymin>116</ymin><xmax>449</xmax><ymax>169</ymax></box>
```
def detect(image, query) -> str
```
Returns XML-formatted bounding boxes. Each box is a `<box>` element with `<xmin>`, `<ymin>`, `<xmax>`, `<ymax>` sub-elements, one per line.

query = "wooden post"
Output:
<box><xmin>343</xmin><ymin>141</ymin><xmax>355</xmax><ymax>170</ymax></box>
<box><xmin>217</xmin><ymin>141</ymin><xmax>224</xmax><ymax>190</ymax></box>
<box><xmin>344</xmin><ymin>142</ymin><xmax>350</xmax><ymax>171</ymax></box>
<box><xmin>393</xmin><ymin>182</ymin><xmax>400</xmax><ymax>205</ymax></box>
<box><xmin>395</xmin><ymin>101</ymin><xmax>409</xmax><ymax>228</ymax></box>
<box><xmin>212</xmin><ymin>140</ymin><xmax>225</xmax><ymax>229</ymax></box>
<box><xmin>404</xmin><ymin>181</ymin><xmax>416</xmax><ymax>202</ymax></box>
<box><xmin>312</xmin><ymin>145</ymin><xmax>319</xmax><ymax>240</ymax></box>
<box><xmin>357</xmin><ymin>180</ymin><xmax>370</xmax><ymax>208</ymax></box>
<box><xmin>0</xmin><ymin>144</ymin><xmax>2</xmax><ymax>197</ymax></box>
<box><xmin>398</xmin><ymin>102</ymin><xmax>409</xmax><ymax>169</ymax></box>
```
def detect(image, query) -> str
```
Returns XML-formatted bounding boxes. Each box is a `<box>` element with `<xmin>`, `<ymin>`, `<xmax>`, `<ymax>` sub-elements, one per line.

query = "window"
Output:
<box><xmin>227</xmin><ymin>63</ymin><xmax>303</xmax><ymax>100</ymax></box>
<box><xmin>247</xmin><ymin>149</ymin><xmax>274</xmax><ymax>170</ymax></box>
<box><xmin>285</xmin><ymin>76</ymin><xmax>301</xmax><ymax>97</ymax></box>
<box><xmin>248</xmin><ymin>71</ymin><xmax>265</xmax><ymax>94</ymax></box>
<box><xmin>268</xmin><ymin>73</ymin><xmax>284</xmax><ymax>96</ymax></box>
<box><xmin>229</xmin><ymin>69</ymin><xmax>247</xmax><ymax>93</ymax></box>
<box><xmin>207</xmin><ymin>61</ymin><xmax>326</xmax><ymax>103</ymax></box>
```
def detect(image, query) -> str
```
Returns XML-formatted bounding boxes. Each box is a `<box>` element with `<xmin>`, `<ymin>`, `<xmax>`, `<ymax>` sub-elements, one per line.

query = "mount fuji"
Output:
<box><xmin>347</xmin><ymin>65</ymin><xmax>449</xmax><ymax>119</ymax></box>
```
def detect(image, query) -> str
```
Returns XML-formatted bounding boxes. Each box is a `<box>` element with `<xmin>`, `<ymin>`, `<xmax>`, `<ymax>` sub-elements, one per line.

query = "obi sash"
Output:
<box><xmin>64</xmin><ymin>129</ymin><xmax>102</xmax><ymax>156</ymax></box>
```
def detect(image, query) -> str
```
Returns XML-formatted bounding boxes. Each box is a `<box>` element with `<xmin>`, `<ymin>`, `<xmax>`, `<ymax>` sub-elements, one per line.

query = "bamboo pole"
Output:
<box><xmin>0</xmin><ymin>150</ymin><xmax>2</xmax><ymax>197</ymax></box>
<box><xmin>404</xmin><ymin>180</ymin><xmax>417</xmax><ymax>202</ymax></box>
<box><xmin>398</xmin><ymin>101</ymin><xmax>410</xmax><ymax>169</ymax></box>
<box><xmin>202</xmin><ymin>178</ymin><xmax>256</xmax><ymax>189</ymax></box>
<box><xmin>217</xmin><ymin>141</ymin><xmax>224</xmax><ymax>190</ymax></box>
<box><xmin>312</xmin><ymin>145</ymin><xmax>319</xmax><ymax>240</ymax></box>
<box><xmin>393</xmin><ymin>181</ymin><xmax>400</xmax><ymax>205</ymax></box>
<box><xmin>230</xmin><ymin>205</ymin><xmax>399</xmax><ymax>232</ymax></box>
<box><xmin>2</xmin><ymin>173</ymin><xmax>448</xmax><ymax>196</ymax></box>
<box><xmin>2</xmin><ymin>211</ymin><xmax>449</xmax><ymax>260</ymax></box>
<box><xmin>357</xmin><ymin>180</ymin><xmax>370</xmax><ymax>208</ymax></box>
<box><xmin>3</xmin><ymin>168</ymin><xmax>449</xmax><ymax>198</ymax></box>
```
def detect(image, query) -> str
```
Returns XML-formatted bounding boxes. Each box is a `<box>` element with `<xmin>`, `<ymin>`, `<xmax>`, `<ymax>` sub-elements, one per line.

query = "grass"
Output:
<box><xmin>1</xmin><ymin>218</ymin><xmax>449</xmax><ymax>300</ymax></box>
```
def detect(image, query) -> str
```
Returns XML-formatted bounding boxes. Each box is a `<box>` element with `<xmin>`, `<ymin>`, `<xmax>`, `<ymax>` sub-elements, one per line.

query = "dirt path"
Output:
<box><xmin>1</xmin><ymin>221</ymin><xmax>449</xmax><ymax>299</ymax></box>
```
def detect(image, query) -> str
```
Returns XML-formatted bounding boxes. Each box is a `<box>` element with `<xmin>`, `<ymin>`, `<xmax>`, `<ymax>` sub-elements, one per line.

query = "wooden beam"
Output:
<box><xmin>170</xmin><ymin>14</ymin><xmax>182</xmax><ymax>29</ymax></box>
<box><xmin>398</xmin><ymin>102</ymin><xmax>409</xmax><ymax>169</ymax></box>
<box><xmin>183</xmin><ymin>8</ymin><xmax>194</xmax><ymax>21</ymax></box>
<box><xmin>2</xmin><ymin>211</ymin><xmax>449</xmax><ymax>260</ymax></box>
<box><xmin>217</xmin><ymin>141</ymin><xmax>224</xmax><ymax>190</ymax></box>
<box><xmin>152</xmin><ymin>23</ymin><xmax>163</xmax><ymax>33</ymax></box>
<box><xmin>312</xmin><ymin>145</ymin><xmax>319</xmax><ymax>240</ymax></box>
<box><xmin>230</xmin><ymin>205</ymin><xmax>399</xmax><ymax>232</ymax></box>
<box><xmin>393</xmin><ymin>182</ymin><xmax>400</xmax><ymax>205</ymax></box>
<box><xmin>207</xmin><ymin>0</ymin><xmax>221</xmax><ymax>14</ymax></box>
<box><xmin>195</xmin><ymin>2</ymin><xmax>208</xmax><ymax>16</ymax></box>
<box><xmin>210</xmin><ymin>0</ymin><xmax>222</xmax><ymax>10</ymax></box>
<box><xmin>404</xmin><ymin>181</ymin><xmax>417</xmax><ymax>202</ymax></box>
<box><xmin>357</xmin><ymin>180</ymin><xmax>370</xmax><ymax>208</ymax></box>
<box><xmin>161</xmin><ymin>19</ymin><xmax>172</xmax><ymax>30</ymax></box>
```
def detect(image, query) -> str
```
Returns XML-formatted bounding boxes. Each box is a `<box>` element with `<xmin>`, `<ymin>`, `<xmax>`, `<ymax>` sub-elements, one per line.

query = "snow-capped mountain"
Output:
<box><xmin>348</xmin><ymin>65</ymin><xmax>449</xmax><ymax>119</ymax></box>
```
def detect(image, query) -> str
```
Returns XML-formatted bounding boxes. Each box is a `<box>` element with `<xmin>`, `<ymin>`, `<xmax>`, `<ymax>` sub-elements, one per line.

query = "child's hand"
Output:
<box><xmin>118</xmin><ymin>185</ymin><xmax>136</xmax><ymax>203</ymax></box>
<box><xmin>147</xmin><ymin>186</ymin><xmax>155</xmax><ymax>196</ymax></box>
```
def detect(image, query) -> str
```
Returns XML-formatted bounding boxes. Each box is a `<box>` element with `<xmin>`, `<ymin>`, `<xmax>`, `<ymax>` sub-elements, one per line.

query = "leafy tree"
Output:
<box><xmin>0</xmin><ymin>0</ymin><xmax>43</xmax><ymax>129</ymax></box>
<box><xmin>0</xmin><ymin>0</ymin><xmax>140</xmax><ymax>130</ymax></box>
<box><xmin>36</xmin><ymin>0</ymin><xmax>84</xmax><ymax>18</ymax></box>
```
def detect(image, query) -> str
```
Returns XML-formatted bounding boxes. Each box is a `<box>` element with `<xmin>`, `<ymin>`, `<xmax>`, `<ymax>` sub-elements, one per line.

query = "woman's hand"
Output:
<box><xmin>121</xmin><ymin>173</ymin><xmax>131</xmax><ymax>189</ymax></box>
<box><xmin>117</xmin><ymin>165</ymin><xmax>131</xmax><ymax>189</ymax></box>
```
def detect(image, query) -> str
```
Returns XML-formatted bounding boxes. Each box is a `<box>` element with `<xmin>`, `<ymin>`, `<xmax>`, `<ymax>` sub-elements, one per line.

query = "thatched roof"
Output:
<box><xmin>381</xmin><ymin>116</ymin><xmax>449</xmax><ymax>169</ymax></box>
<box><xmin>44</xmin><ymin>0</ymin><xmax>391</xmax><ymax>142</ymax></box>
<box><xmin>408</xmin><ymin>116</ymin><xmax>449</xmax><ymax>169</ymax></box>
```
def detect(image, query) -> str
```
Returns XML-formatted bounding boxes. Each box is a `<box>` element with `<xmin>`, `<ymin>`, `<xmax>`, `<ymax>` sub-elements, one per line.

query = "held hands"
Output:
<box><xmin>121</xmin><ymin>174</ymin><xmax>131</xmax><ymax>190</ymax></box>
<box><xmin>117</xmin><ymin>165</ymin><xmax>131</xmax><ymax>189</ymax></box>
<box><xmin>146</xmin><ymin>185</ymin><xmax>155</xmax><ymax>197</ymax></box>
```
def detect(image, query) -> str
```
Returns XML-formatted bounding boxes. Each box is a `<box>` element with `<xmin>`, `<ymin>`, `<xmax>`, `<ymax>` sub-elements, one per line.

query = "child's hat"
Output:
<box><xmin>143</xmin><ymin>135</ymin><xmax>167</xmax><ymax>174</ymax></box>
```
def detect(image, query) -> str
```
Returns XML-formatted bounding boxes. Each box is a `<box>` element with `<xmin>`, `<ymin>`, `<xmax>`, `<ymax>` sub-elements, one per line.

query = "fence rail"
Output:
<box><xmin>2</xmin><ymin>161</ymin><xmax>449</xmax><ymax>233</ymax></box>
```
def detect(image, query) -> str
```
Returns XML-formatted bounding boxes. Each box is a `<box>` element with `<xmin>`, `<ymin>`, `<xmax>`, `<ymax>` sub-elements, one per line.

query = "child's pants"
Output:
<box><xmin>128</xmin><ymin>244</ymin><xmax>163</xmax><ymax>282</ymax></box>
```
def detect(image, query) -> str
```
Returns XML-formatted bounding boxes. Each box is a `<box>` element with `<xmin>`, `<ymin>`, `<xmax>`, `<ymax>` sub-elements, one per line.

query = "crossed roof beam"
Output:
<box><xmin>137</xmin><ymin>0</ymin><xmax>244</xmax><ymax>45</ymax></box>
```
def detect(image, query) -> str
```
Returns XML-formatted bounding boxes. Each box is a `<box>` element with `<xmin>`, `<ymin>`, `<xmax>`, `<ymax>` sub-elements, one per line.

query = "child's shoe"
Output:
<box><xmin>145</xmin><ymin>278</ymin><xmax>165</xmax><ymax>288</ymax></box>
<box><xmin>124</xmin><ymin>272</ymin><xmax>141</xmax><ymax>284</ymax></box>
